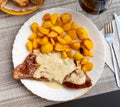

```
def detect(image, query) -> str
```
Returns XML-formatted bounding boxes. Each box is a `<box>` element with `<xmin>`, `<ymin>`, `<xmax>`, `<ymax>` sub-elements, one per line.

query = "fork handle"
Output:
<box><xmin>109</xmin><ymin>43</ymin><xmax>120</xmax><ymax>87</ymax></box>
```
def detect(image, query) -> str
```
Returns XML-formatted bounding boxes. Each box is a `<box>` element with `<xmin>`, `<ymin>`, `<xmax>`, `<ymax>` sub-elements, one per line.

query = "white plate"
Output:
<box><xmin>12</xmin><ymin>8</ymin><xmax>105</xmax><ymax>101</ymax></box>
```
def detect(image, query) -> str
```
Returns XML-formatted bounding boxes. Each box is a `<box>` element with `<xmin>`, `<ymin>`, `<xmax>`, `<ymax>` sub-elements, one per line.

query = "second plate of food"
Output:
<box><xmin>12</xmin><ymin>8</ymin><xmax>105</xmax><ymax>101</ymax></box>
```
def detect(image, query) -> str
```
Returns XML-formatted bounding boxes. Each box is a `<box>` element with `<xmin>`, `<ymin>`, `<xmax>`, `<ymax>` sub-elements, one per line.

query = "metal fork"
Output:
<box><xmin>104</xmin><ymin>22</ymin><xmax>120</xmax><ymax>87</ymax></box>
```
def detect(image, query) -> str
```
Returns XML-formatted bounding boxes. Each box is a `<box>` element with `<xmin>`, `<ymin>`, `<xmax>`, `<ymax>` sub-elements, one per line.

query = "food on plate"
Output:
<box><xmin>29</xmin><ymin>0</ymin><xmax>42</xmax><ymax>5</ymax></box>
<box><xmin>13</xmin><ymin>50</ymin><xmax>92</xmax><ymax>89</ymax></box>
<box><xmin>0</xmin><ymin>0</ymin><xmax>8</xmax><ymax>6</ymax></box>
<box><xmin>13</xmin><ymin>0</ymin><xmax>29</xmax><ymax>7</ymax></box>
<box><xmin>13</xmin><ymin>12</ymin><xmax>95</xmax><ymax>89</ymax></box>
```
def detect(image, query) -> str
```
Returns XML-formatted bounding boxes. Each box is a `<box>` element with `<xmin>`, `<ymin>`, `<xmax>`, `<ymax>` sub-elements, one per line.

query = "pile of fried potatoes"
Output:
<box><xmin>26</xmin><ymin>12</ymin><xmax>94</xmax><ymax>72</ymax></box>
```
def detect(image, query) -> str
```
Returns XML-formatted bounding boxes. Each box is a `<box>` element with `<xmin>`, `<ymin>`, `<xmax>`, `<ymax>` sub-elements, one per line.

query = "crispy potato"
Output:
<box><xmin>63</xmin><ymin>23</ymin><xmax>71</xmax><ymax>32</ymax></box>
<box><xmin>61</xmin><ymin>51</ymin><xmax>68</xmax><ymax>59</ymax></box>
<box><xmin>39</xmin><ymin>37</ymin><xmax>48</xmax><ymax>45</ymax></box>
<box><xmin>50</xmin><ymin>38</ymin><xmax>55</xmax><ymax>45</ymax></box>
<box><xmin>42</xmin><ymin>21</ymin><xmax>53</xmax><ymax>29</ymax></box>
<box><xmin>69</xmin><ymin>42</ymin><xmax>80</xmax><ymax>50</ymax></box>
<box><xmin>88</xmin><ymin>51</ymin><xmax>94</xmax><ymax>57</ymax></box>
<box><xmin>61</xmin><ymin>13</ymin><xmax>72</xmax><ymax>24</ymax></box>
<box><xmin>81</xmin><ymin>62</ymin><xmax>94</xmax><ymax>72</ymax></box>
<box><xmin>81</xmin><ymin>38</ymin><xmax>94</xmax><ymax>50</ymax></box>
<box><xmin>67</xmin><ymin>30</ymin><xmax>78</xmax><ymax>40</ymax></box>
<box><xmin>71</xmin><ymin>21</ymin><xmax>79</xmax><ymax>30</ymax></box>
<box><xmin>48</xmin><ymin>31</ymin><xmax>58</xmax><ymax>38</ymax></box>
<box><xmin>76</xmin><ymin>27</ymin><xmax>88</xmax><ymax>40</ymax></box>
<box><xmin>51</xmin><ymin>13</ymin><xmax>59</xmax><ymax>25</ymax></box>
<box><xmin>73</xmin><ymin>51</ymin><xmax>83</xmax><ymax>61</ymax></box>
<box><xmin>63</xmin><ymin>35</ymin><xmax>72</xmax><ymax>44</ymax></box>
<box><xmin>80</xmin><ymin>46</ymin><xmax>89</xmax><ymax>56</ymax></box>
<box><xmin>55</xmin><ymin>42</ymin><xmax>66</xmax><ymax>51</ymax></box>
<box><xmin>26</xmin><ymin>42</ymin><xmax>32</xmax><ymax>51</ymax></box>
<box><xmin>38</xmin><ymin>27</ymin><xmax>50</xmax><ymax>35</ymax></box>
<box><xmin>66</xmin><ymin>49</ymin><xmax>73</xmax><ymax>58</ymax></box>
<box><xmin>37</xmin><ymin>32</ymin><xmax>44</xmax><ymax>37</ymax></box>
<box><xmin>28</xmin><ymin>33</ymin><xmax>37</xmax><ymax>41</ymax></box>
<box><xmin>51</xmin><ymin>26</ymin><xmax>64</xmax><ymax>34</ymax></box>
<box><xmin>80</xmin><ymin>58</ymin><xmax>89</xmax><ymax>65</ymax></box>
<box><xmin>30</xmin><ymin>22</ymin><xmax>39</xmax><ymax>33</ymax></box>
<box><xmin>41</xmin><ymin>43</ymin><xmax>53</xmax><ymax>53</ymax></box>
<box><xmin>57</xmin><ymin>36</ymin><xmax>66</xmax><ymax>44</ymax></box>
<box><xmin>55</xmin><ymin>17</ymin><xmax>63</xmax><ymax>26</ymax></box>
<box><xmin>42</xmin><ymin>13</ymin><xmax>51</xmax><ymax>21</ymax></box>
<box><xmin>32</xmin><ymin>39</ymin><xmax>38</xmax><ymax>49</ymax></box>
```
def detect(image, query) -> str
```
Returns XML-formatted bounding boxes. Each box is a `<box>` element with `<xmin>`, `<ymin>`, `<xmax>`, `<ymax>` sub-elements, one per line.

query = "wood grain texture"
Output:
<box><xmin>0</xmin><ymin>0</ymin><xmax>120</xmax><ymax>106</ymax></box>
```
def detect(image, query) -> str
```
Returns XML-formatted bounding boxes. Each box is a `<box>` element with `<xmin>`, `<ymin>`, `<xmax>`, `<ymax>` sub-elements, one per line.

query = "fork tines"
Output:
<box><xmin>104</xmin><ymin>22</ymin><xmax>113</xmax><ymax>34</ymax></box>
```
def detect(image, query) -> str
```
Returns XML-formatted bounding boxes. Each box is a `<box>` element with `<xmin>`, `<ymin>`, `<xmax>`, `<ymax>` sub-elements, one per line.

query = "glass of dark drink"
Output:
<box><xmin>79</xmin><ymin>0</ymin><xmax>112</xmax><ymax>15</ymax></box>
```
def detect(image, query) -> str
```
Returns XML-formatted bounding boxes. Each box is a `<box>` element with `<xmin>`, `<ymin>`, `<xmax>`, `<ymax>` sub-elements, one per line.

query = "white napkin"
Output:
<box><xmin>101</xmin><ymin>19</ymin><xmax>120</xmax><ymax>72</ymax></box>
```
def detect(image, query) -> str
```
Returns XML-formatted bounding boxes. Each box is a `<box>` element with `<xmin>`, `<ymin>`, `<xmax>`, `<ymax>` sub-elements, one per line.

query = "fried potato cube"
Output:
<box><xmin>61</xmin><ymin>13</ymin><xmax>72</xmax><ymax>24</ymax></box>
<box><xmin>41</xmin><ymin>43</ymin><xmax>53</xmax><ymax>53</ymax></box>
<box><xmin>63</xmin><ymin>35</ymin><xmax>72</xmax><ymax>44</ymax></box>
<box><xmin>28</xmin><ymin>33</ymin><xmax>37</xmax><ymax>41</ymax></box>
<box><xmin>82</xmin><ymin>39</ymin><xmax>94</xmax><ymax>50</ymax></box>
<box><xmin>36</xmin><ymin>38</ymin><xmax>41</xmax><ymax>45</ymax></box>
<box><xmin>67</xmin><ymin>30</ymin><xmax>78</xmax><ymax>40</ymax></box>
<box><xmin>42</xmin><ymin>21</ymin><xmax>53</xmax><ymax>29</ymax></box>
<box><xmin>80</xmin><ymin>58</ymin><xmax>89</xmax><ymax>65</ymax></box>
<box><xmin>57</xmin><ymin>36</ymin><xmax>66</xmax><ymax>44</ymax></box>
<box><xmin>30</xmin><ymin>22</ymin><xmax>39</xmax><ymax>33</ymax></box>
<box><xmin>69</xmin><ymin>42</ymin><xmax>80</xmax><ymax>50</ymax></box>
<box><xmin>51</xmin><ymin>26</ymin><xmax>64</xmax><ymax>34</ymax></box>
<box><xmin>88</xmin><ymin>51</ymin><xmax>94</xmax><ymax>57</ymax></box>
<box><xmin>73</xmin><ymin>51</ymin><xmax>83</xmax><ymax>61</ymax></box>
<box><xmin>26</xmin><ymin>42</ymin><xmax>33</xmax><ymax>51</ymax></box>
<box><xmin>32</xmin><ymin>39</ymin><xmax>38</xmax><ymax>49</ymax></box>
<box><xmin>76</xmin><ymin>27</ymin><xmax>88</xmax><ymax>40</ymax></box>
<box><xmin>37</xmin><ymin>32</ymin><xmax>44</xmax><ymax>37</ymax></box>
<box><xmin>63</xmin><ymin>23</ymin><xmax>71</xmax><ymax>32</ymax></box>
<box><xmin>81</xmin><ymin>62</ymin><xmax>94</xmax><ymax>72</ymax></box>
<box><xmin>80</xmin><ymin>46</ymin><xmax>89</xmax><ymax>56</ymax></box>
<box><xmin>48</xmin><ymin>31</ymin><xmax>58</xmax><ymax>38</ymax></box>
<box><xmin>71</xmin><ymin>21</ymin><xmax>79</xmax><ymax>30</ymax></box>
<box><xmin>39</xmin><ymin>37</ymin><xmax>48</xmax><ymax>45</ymax></box>
<box><xmin>50</xmin><ymin>38</ymin><xmax>55</xmax><ymax>45</ymax></box>
<box><xmin>61</xmin><ymin>51</ymin><xmax>68</xmax><ymax>59</ymax></box>
<box><xmin>38</xmin><ymin>27</ymin><xmax>50</xmax><ymax>35</ymax></box>
<box><xmin>42</xmin><ymin>13</ymin><xmax>51</xmax><ymax>21</ymax></box>
<box><xmin>51</xmin><ymin>13</ymin><xmax>59</xmax><ymax>25</ymax></box>
<box><xmin>55</xmin><ymin>17</ymin><xmax>63</xmax><ymax>26</ymax></box>
<box><xmin>55</xmin><ymin>42</ymin><xmax>66</xmax><ymax>51</ymax></box>
<box><xmin>66</xmin><ymin>49</ymin><xmax>73</xmax><ymax>58</ymax></box>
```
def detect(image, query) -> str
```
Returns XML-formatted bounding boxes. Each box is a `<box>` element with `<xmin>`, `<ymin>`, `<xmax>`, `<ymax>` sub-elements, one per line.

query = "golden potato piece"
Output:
<box><xmin>51</xmin><ymin>26</ymin><xmax>64</xmax><ymax>34</ymax></box>
<box><xmin>30</xmin><ymin>22</ymin><xmax>39</xmax><ymax>33</ymax></box>
<box><xmin>32</xmin><ymin>39</ymin><xmax>38</xmax><ymax>49</ymax></box>
<box><xmin>37</xmin><ymin>32</ymin><xmax>44</xmax><ymax>37</ymax></box>
<box><xmin>66</xmin><ymin>49</ymin><xmax>73</xmax><ymax>58</ymax></box>
<box><xmin>88</xmin><ymin>51</ymin><xmax>94</xmax><ymax>57</ymax></box>
<box><xmin>81</xmin><ymin>62</ymin><xmax>94</xmax><ymax>72</ymax></box>
<box><xmin>55</xmin><ymin>17</ymin><xmax>63</xmax><ymax>26</ymax></box>
<box><xmin>61</xmin><ymin>13</ymin><xmax>72</xmax><ymax>24</ymax></box>
<box><xmin>71</xmin><ymin>21</ymin><xmax>79</xmax><ymax>30</ymax></box>
<box><xmin>38</xmin><ymin>27</ymin><xmax>50</xmax><ymax>35</ymax></box>
<box><xmin>63</xmin><ymin>23</ymin><xmax>71</xmax><ymax>32</ymax></box>
<box><xmin>48</xmin><ymin>31</ymin><xmax>58</xmax><ymax>38</ymax></box>
<box><xmin>55</xmin><ymin>42</ymin><xmax>66</xmax><ymax>51</ymax></box>
<box><xmin>82</xmin><ymin>38</ymin><xmax>94</xmax><ymax>50</ymax></box>
<box><xmin>42</xmin><ymin>21</ymin><xmax>53</xmax><ymax>29</ymax></box>
<box><xmin>61</xmin><ymin>51</ymin><xmax>68</xmax><ymax>59</ymax></box>
<box><xmin>67</xmin><ymin>30</ymin><xmax>78</xmax><ymax>40</ymax></box>
<box><xmin>73</xmin><ymin>51</ymin><xmax>83</xmax><ymax>61</ymax></box>
<box><xmin>41</xmin><ymin>43</ymin><xmax>53</xmax><ymax>53</ymax></box>
<box><xmin>57</xmin><ymin>36</ymin><xmax>66</xmax><ymax>44</ymax></box>
<box><xmin>69</xmin><ymin>42</ymin><xmax>80</xmax><ymax>50</ymax></box>
<box><xmin>76</xmin><ymin>27</ymin><xmax>88</xmax><ymax>40</ymax></box>
<box><xmin>63</xmin><ymin>35</ymin><xmax>72</xmax><ymax>44</ymax></box>
<box><xmin>42</xmin><ymin>13</ymin><xmax>51</xmax><ymax>21</ymax></box>
<box><xmin>26</xmin><ymin>42</ymin><xmax>32</xmax><ymax>51</ymax></box>
<box><xmin>51</xmin><ymin>13</ymin><xmax>59</xmax><ymax>25</ymax></box>
<box><xmin>80</xmin><ymin>58</ymin><xmax>89</xmax><ymax>65</ymax></box>
<box><xmin>28</xmin><ymin>33</ymin><xmax>37</xmax><ymax>41</ymax></box>
<box><xmin>50</xmin><ymin>38</ymin><xmax>55</xmax><ymax>45</ymax></box>
<box><xmin>39</xmin><ymin>37</ymin><xmax>48</xmax><ymax>45</ymax></box>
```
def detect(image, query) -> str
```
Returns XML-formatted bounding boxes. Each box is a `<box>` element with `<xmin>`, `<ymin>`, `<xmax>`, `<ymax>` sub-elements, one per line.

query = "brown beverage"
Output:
<box><xmin>79</xmin><ymin>0</ymin><xmax>111</xmax><ymax>15</ymax></box>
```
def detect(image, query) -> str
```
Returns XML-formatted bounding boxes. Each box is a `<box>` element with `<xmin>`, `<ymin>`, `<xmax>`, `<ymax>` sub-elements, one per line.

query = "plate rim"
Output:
<box><xmin>12</xmin><ymin>7</ymin><xmax>106</xmax><ymax>101</ymax></box>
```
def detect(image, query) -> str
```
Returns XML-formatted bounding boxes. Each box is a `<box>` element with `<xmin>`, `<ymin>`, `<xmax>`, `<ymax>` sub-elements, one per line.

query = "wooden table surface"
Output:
<box><xmin>0</xmin><ymin>0</ymin><xmax>120</xmax><ymax>107</ymax></box>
